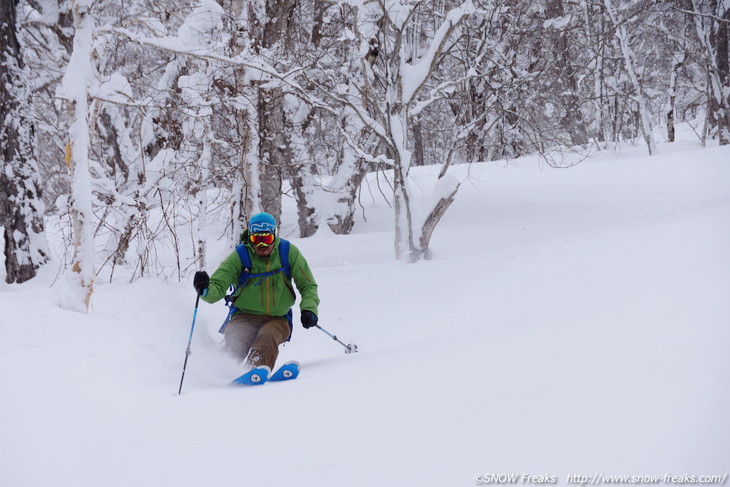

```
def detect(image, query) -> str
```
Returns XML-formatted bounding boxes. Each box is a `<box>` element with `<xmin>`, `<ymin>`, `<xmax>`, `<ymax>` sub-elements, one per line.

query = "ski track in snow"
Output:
<box><xmin>1</xmin><ymin>142</ymin><xmax>729</xmax><ymax>487</ymax></box>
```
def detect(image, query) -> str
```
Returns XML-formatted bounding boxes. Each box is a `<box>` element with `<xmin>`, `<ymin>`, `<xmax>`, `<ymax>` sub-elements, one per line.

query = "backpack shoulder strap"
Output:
<box><xmin>278</xmin><ymin>238</ymin><xmax>291</xmax><ymax>279</ymax></box>
<box><xmin>235</xmin><ymin>243</ymin><xmax>252</xmax><ymax>276</ymax></box>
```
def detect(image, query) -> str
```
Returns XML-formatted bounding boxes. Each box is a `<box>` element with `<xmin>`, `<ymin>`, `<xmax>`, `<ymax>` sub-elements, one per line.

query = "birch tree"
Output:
<box><xmin>287</xmin><ymin>1</ymin><xmax>377</xmax><ymax>236</ymax></box>
<box><xmin>224</xmin><ymin>0</ymin><xmax>263</xmax><ymax>242</ymax></box>
<box><xmin>318</xmin><ymin>0</ymin><xmax>474</xmax><ymax>260</ymax></box>
<box><xmin>58</xmin><ymin>0</ymin><xmax>96</xmax><ymax>311</ymax></box>
<box><xmin>545</xmin><ymin>0</ymin><xmax>589</xmax><ymax>146</ymax></box>
<box><xmin>688</xmin><ymin>0</ymin><xmax>730</xmax><ymax>145</ymax></box>
<box><xmin>10</xmin><ymin>0</ymin><xmax>726</xmax><ymax>283</ymax></box>
<box><xmin>604</xmin><ymin>0</ymin><xmax>658</xmax><ymax>154</ymax></box>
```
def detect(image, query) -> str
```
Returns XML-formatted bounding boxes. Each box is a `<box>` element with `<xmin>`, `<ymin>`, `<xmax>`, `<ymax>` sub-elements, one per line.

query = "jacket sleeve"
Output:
<box><xmin>201</xmin><ymin>250</ymin><xmax>241</xmax><ymax>304</ymax></box>
<box><xmin>289</xmin><ymin>244</ymin><xmax>320</xmax><ymax>315</ymax></box>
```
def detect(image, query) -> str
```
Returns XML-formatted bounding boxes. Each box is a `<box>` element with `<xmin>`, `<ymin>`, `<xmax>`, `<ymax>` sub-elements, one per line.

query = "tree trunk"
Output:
<box><xmin>253</xmin><ymin>0</ymin><xmax>299</xmax><ymax>222</ymax></box>
<box><xmin>716</xmin><ymin>4</ymin><xmax>730</xmax><ymax>145</ymax></box>
<box><xmin>291</xmin><ymin>170</ymin><xmax>318</xmax><ymax>237</ymax></box>
<box><xmin>287</xmin><ymin>97</ymin><xmax>319</xmax><ymax>237</ymax></box>
<box><xmin>604</xmin><ymin>0</ymin><xmax>657</xmax><ymax>155</ymax></box>
<box><xmin>667</xmin><ymin>52</ymin><xmax>685</xmax><ymax>143</ymax></box>
<box><xmin>547</xmin><ymin>0</ymin><xmax>589</xmax><ymax>146</ymax></box>
<box><xmin>419</xmin><ymin>180</ymin><xmax>460</xmax><ymax>260</ymax></box>
<box><xmin>327</xmin><ymin>169</ymin><xmax>368</xmax><ymax>235</ymax></box>
<box><xmin>228</xmin><ymin>0</ymin><xmax>259</xmax><ymax>243</ymax></box>
<box><xmin>690</xmin><ymin>0</ymin><xmax>730</xmax><ymax>146</ymax></box>
<box><xmin>257</xmin><ymin>87</ymin><xmax>287</xmax><ymax>221</ymax></box>
<box><xmin>412</xmin><ymin>116</ymin><xmax>425</xmax><ymax>166</ymax></box>
<box><xmin>60</xmin><ymin>0</ymin><xmax>96</xmax><ymax>311</ymax></box>
<box><xmin>0</xmin><ymin>0</ymin><xmax>49</xmax><ymax>283</ymax></box>
<box><xmin>233</xmin><ymin>96</ymin><xmax>259</xmax><ymax>238</ymax></box>
<box><xmin>194</xmin><ymin>122</ymin><xmax>212</xmax><ymax>270</ymax></box>
<box><xmin>392</xmin><ymin>151</ymin><xmax>416</xmax><ymax>261</ymax></box>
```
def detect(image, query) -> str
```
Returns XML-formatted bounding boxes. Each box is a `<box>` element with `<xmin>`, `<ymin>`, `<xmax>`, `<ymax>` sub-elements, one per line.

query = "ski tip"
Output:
<box><xmin>231</xmin><ymin>365</ymin><xmax>271</xmax><ymax>386</ymax></box>
<box><xmin>270</xmin><ymin>361</ymin><xmax>300</xmax><ymax>382</ymax></box>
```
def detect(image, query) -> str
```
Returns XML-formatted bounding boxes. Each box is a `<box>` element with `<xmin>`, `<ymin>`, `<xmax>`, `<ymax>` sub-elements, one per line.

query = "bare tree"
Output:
<box><xmin>687</xmin><ymin>0</ymin><xmax>730</xmax><ymax>145</ymax></box>
<box><xmin>604</xmin><ymin>0</ymin><xmax>658</xmax><ymax>154</ymax></box>
<box><xmin>545</xmin><ymin>0</ymin><xmax>589</xmax><ymax>146</ymax></box>
<box><xmin>314</xmin><ymin>0</ymin><xmax>473</xmax><ymax>260</ymax></box>
<box><xmin>10</xmin><ymin>0</ymin><xmax>726</xmax><ymax>285</ymax></box>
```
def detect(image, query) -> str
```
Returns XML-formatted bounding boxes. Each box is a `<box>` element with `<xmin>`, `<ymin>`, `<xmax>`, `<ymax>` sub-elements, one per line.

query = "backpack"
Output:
<box><xmin>218</xmin><ymin>239</ymin><xmax>293</xmax><ymax>340</ymax></box>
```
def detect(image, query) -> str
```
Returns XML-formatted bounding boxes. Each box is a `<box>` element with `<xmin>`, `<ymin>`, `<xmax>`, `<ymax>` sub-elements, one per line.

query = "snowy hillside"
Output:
<box><xmin>2</xmin><ymin>141</ymin><xmax>729</xmax><ymax>487</ymax></box>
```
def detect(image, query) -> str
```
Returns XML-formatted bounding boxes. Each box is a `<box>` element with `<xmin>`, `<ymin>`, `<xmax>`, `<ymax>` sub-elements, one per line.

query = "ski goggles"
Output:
<box><xmin>249</xmin><ymin>232</ymin><xmax>275</xmax><ymax>247</ymax></box>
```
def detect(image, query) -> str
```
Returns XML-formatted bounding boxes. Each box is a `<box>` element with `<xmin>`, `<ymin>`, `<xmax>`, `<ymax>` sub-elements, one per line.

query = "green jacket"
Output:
<box><xmin>202</xmin><ymin>235</ymin><xmax>319</xmax><ymax>318</ymax></box>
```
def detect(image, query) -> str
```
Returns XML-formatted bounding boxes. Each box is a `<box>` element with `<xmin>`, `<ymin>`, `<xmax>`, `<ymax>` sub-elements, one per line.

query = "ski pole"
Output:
<box><xmin>178</xmin><ymin>293</ymin><xmax>201</xmax><ymax>395</ymax></box>
<box><xmin>315</xmin><ymin>324</ymin><xmax>358</xmax><ymax>354</ymax></box>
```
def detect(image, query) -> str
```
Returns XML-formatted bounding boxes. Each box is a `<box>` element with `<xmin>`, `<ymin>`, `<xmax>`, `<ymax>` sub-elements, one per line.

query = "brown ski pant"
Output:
<box><xmin>223</xmin><ymin>312</ymin><xmax>291</xmax><ymax>370</ymax></box>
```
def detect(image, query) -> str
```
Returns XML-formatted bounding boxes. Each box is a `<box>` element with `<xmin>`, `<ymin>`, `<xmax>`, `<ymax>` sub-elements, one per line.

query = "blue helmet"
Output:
<box><xmin>248</xmin><ymin>212</ymin><xmax>277</xmax><ymax>234</ymax></box>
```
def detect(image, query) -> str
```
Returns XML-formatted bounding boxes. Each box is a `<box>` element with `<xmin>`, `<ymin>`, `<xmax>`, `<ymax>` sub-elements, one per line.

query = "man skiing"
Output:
<box><xmin>192</xmin><ymin>212</ymin><xmax>319</xmax><ymax>379</ymax></box>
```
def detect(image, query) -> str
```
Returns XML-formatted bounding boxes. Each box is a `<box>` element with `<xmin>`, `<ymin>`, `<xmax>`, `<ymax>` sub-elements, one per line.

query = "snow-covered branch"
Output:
<box><xmin>102</xmin><ymin>26</ymin><xmax>308</xmax><ymax>93</ymax></box>
<box><xmin>400</xmin><ymin>1</ymin><xmax>474</xmax><ymax>105</ymax></box>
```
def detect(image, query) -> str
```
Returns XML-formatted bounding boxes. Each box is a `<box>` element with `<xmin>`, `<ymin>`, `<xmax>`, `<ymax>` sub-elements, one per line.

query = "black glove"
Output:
<box><xmin>193</xmin><ymin>271</ymin><xmax>209</xmax><ymax>295</ymax></box>
<box><xmin>301</xmin><ymin>310</ymin><xmax>318</xmax><ymax>329</ymax></box>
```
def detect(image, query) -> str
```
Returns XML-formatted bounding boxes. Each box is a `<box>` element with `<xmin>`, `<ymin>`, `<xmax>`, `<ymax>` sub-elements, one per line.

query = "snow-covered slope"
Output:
<box><xmin>2</xmin><ymin>142</ymin><xmax>729</xmax><ymax>487</ymax></box>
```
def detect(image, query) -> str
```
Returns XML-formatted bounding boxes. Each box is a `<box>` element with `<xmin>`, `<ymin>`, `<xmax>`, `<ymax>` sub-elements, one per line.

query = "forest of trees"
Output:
<box><xmin>1</xmin><ymin>0</ymin><xmax>728</xmax><ymax>310</ymax></box>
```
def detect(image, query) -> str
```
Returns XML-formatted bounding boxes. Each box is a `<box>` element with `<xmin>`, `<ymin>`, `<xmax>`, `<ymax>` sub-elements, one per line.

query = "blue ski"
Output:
<box><xmin>269</xmin><ymin>361</ymin><xmax>300</xmax><ymax>382</ymax></box>
<box><xmin>231</xmin><ymin>365</ymin><xmax>271</xmax><ymax>386</ymax></box>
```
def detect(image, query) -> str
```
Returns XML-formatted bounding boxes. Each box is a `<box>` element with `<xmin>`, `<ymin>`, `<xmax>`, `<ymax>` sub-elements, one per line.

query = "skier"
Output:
<box><xmin>193</xmin><ymin>212</ymin><xmax>319</xmax><ymax>375</ymax></box>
